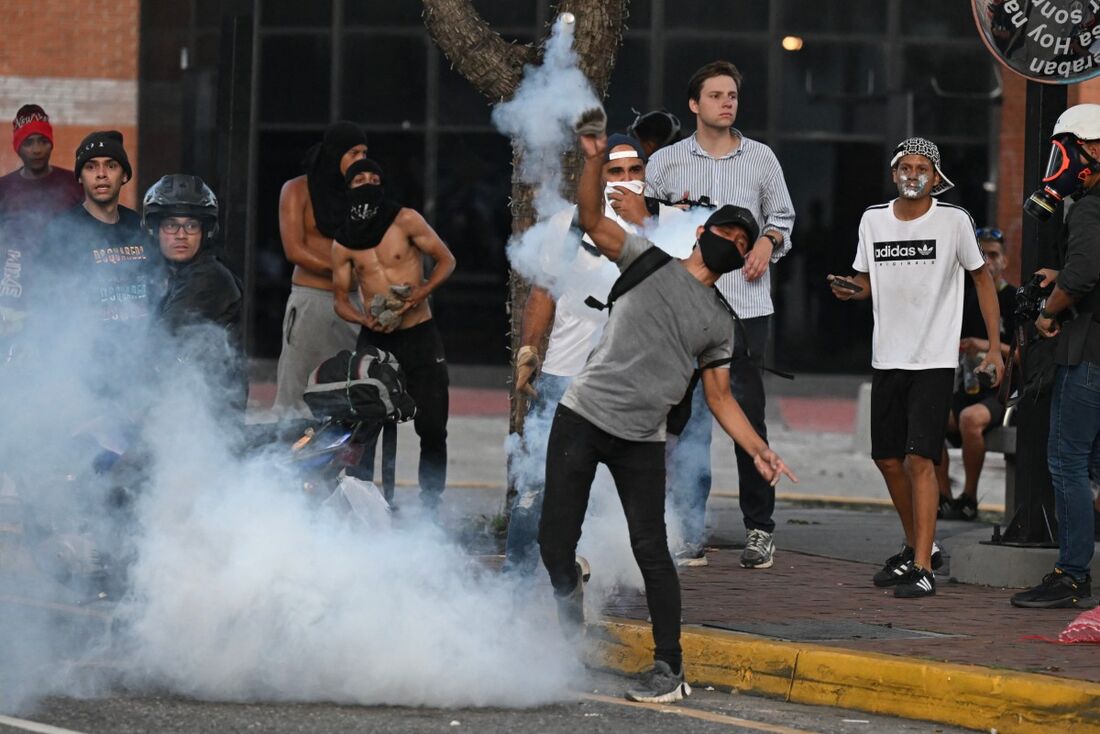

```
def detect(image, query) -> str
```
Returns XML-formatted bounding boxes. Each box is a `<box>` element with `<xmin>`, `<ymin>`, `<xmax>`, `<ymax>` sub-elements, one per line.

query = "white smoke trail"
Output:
<box><xmin>492</xmin><ymin>18</ymin><xmax>600</xmax><ymax>299</ymax></box>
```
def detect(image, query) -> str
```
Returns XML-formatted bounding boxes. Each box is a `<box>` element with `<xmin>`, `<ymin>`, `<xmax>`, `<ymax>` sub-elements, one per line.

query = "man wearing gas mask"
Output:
<box><xmin>505</xmin><ymin>134</ymin><xmax>650</xmax><ymax>576</ymax></box>
<box><xmin>1011</xmin><ymin>104</ymin><xmax>1100</xmax><ymax>610</ymax></box>
<box><xmin>830</xmin><ymin>137</ymin><xmax>1004</xmax><ymax>599</ymax></box>
<box><xmin>331</xmin><ymin>158</ymin><xmax>456</xmax><ymax>511</ymax></box>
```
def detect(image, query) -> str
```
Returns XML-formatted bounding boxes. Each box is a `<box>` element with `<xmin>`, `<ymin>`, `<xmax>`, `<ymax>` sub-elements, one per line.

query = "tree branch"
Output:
<box><xmin>422</xmin><ymin>0</ymin><xmax>537</xmax><ymax>101</ymax></box>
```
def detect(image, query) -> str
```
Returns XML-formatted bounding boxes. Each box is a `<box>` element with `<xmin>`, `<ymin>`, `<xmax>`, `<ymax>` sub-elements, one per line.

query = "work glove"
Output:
<box><xmin>515</xmin><ymin>345</ymin><xmax>540</xmax><ymax>398</ymax></box>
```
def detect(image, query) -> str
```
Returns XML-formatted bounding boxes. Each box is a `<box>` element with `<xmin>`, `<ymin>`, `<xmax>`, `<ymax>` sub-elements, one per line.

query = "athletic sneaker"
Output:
<box><xmin>942</xmin><ymin>494</ymin><xmax>979</xmax><ymax>521</ymax></box>
<box><xmin>872</xmin><ymin>542</ymin><xmax>943</xmax><ymax>587</ymax></box>
<box><xmin>1010</xmin><ymin>569</ymin><xmax>1098</xmax><ymax>609</ymax></box>
<box><xmin>894</xmin><ymin>566</ymin><xmax>936</xmax><ymax>598</ymax></box>
<box><xmin>740</xmin><ymin>529</ymin><xmax>774</xmax><ymax>569</ymax></box>
<box><xmin>937</xmin><ymin>494</ymin><xmax>954</xmax><ymax>520</ymax></box>
<box><xmin>624</xmin><ymin>660</ymin><xmax>691</xmax><ymax>703</ymax></box>
<box><xmin>555</xmin><ymin>555</ymin><xmax>591</xmax><ymax>639</ymax></box>
<box><xmin>675</xmin><ymin>545</ymin><xmax>709</xmax><ymax>568</ymax></box>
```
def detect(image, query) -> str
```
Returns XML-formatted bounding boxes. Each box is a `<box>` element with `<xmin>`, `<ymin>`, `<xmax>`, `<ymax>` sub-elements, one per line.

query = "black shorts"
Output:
<box><xmin>871</xmin><ymin>368</ymin><xmax>955</xmax><ymax>462</ymax></box>
<box><xmin>946</xmin><ymin>389</ymin><xmax>1006</xmax><ymax>447</ymax></box>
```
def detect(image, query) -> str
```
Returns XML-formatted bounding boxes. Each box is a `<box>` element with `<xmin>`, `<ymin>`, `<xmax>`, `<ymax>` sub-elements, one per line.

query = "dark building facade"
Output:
<box><xmin>139</xmin><ymin>0</ymin><xmax>1004</xmax><ymax>372</ymax></box>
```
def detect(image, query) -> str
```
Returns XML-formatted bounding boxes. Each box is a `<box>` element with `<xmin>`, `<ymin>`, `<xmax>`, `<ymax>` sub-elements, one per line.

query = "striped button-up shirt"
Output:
<box><xmin>646</xmin><ymin>131</ymin><xmax>795</xmax><ymax>317</ymax></box>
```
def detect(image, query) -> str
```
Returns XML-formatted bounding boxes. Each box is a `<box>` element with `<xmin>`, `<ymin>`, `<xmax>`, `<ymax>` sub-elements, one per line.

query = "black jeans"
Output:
<box><xmin>356</xmin><ymin>320</ymin><xmax>449</xmax><ymax>505</ymax></box>
<box><xmin>732</xmin><ymin>315</ymin><xmax>773</xmax><ymax>533</ymax></box>
<box><xmin>538</xmin><ymin>405</ymin><xmax>682</xmax><ymax>669</ymax></box>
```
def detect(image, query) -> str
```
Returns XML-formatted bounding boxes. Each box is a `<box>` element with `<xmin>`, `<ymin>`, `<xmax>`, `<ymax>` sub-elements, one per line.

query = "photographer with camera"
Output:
<box><xmin>1011</xmin><ymin>104</ymin><xmax>1100</xmax><ymax>610</ymax></box>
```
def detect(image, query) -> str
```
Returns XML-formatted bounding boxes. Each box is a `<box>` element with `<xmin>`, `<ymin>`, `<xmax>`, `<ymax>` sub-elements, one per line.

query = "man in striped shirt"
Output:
<box><xmin>646</xmin><ymin>60</ymin><xmax>795</xmax><ymax>570</ymax></box>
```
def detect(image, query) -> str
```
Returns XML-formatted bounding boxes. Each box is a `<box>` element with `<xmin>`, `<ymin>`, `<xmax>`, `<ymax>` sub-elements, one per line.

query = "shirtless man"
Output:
<box><xmin>332</xmin><ymin>158</ymin><xmax>456</xmax><ymax>509</ymax></box>
<box><xmin>273</xmin><ymin>121</ymin><xmax>368</xmax><ymax>416</ymax></box>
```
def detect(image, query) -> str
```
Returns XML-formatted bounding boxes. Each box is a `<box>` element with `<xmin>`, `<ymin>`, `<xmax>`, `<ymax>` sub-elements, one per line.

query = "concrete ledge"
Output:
<box><xmin>590</xmin><ymin>617</ymin><xmax>1100</xmax><ymax>734</ymax></box>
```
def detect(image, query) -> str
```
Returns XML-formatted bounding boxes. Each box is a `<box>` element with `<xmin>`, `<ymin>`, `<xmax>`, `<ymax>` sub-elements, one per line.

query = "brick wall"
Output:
<box><xmin>0</xmin><ymin>0</ymin><xmax>140</xmax><ymax>208</ymax></box>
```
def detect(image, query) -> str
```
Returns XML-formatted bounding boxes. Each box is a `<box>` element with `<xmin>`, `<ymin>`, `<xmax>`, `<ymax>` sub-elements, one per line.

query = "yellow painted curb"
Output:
<box><xmin>591</xmin><ymin>617</ymin><xmax>1100</xmax><ymax>734</ymax></box>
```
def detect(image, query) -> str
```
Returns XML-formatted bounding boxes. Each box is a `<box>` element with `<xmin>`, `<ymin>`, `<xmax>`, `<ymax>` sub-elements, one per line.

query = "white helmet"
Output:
<box><xmin>1053</xmin><ymin>104</ymin><xmax>1100</xmax><ymax>140</ymax></box>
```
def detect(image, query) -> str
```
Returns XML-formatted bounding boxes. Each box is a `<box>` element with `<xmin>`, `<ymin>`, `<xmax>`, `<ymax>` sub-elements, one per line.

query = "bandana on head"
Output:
<box><xmin>334</xmin><ymin>158</ymin><xmax>402</xmax><ymax>250</ymax></box>
<box><xmin>305</xmin><ymin>121</ymin><xmax>368</xmax><ymax>238</ymax></box>
<box><xmin>890</xmin><ymin>137</ymin><xmax>954</xmax><ymax>196</ymax></box>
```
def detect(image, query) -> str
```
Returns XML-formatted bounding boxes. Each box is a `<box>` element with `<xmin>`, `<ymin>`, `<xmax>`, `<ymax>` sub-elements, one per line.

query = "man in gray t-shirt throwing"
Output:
<box><xmin>539</xmin><ymin>127</ymin><xmax>797</xmax><ymax>705</ymax></box>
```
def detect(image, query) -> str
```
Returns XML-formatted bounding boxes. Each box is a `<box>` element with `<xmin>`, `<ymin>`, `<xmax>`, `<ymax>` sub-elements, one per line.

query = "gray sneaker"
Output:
<box><xmin>674</xmin><ymin>544</ymin><xmax>709</xmax><ymax>567</ymax></box>
<box><xmin>625</xmin><ymin>660</ymin><xmax>691</xmax><ymax>703</ymax></box>
<box><xmin>555</xmin><ymin>555</ymin><xmax>590</xmax><ymax>639</ymax></box>
<box><xmin>740</xmin><ymin>529</ymin><xmax>775</xmax><ymax>569</ymax></box>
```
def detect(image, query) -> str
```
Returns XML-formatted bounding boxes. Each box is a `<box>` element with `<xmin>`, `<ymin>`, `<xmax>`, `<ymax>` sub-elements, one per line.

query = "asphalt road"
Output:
<box><xmin>1</xmin><ymin>670</ymin><xmax>976</xmax><ymax>734</ymax></box>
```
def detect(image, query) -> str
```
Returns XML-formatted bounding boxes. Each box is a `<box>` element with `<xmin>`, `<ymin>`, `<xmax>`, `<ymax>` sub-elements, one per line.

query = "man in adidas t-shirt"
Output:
<box><xmin>830</xmin><ymin>137</ymin><xmax>1004</xmax><ymax>599</ymax></box>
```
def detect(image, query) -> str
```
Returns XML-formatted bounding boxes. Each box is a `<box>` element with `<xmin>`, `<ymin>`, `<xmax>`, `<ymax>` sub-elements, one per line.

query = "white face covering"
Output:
<box><xmin>603</xmin><ymin>179</ymin><xmax>645</xmax><ymax>206</ymax></box>
<box><xmin>896</xmin><ymin>172</ymin><xmax>930</xmax><ymax>199</ymax></box>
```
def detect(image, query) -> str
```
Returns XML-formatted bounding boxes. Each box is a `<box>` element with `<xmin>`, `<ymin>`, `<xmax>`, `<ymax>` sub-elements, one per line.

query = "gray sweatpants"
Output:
<box><xmin>273</xmin><ymin>284</ymin><xmax>360</xmax><ymax>417</ymax></box>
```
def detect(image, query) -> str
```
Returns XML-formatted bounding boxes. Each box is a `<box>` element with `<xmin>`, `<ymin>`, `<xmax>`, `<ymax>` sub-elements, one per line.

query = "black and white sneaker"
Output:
<box><xmin>873</xmin><ymin>542</ymin><xmax>942</xmax><ymax>587</ymax></box>
<box><xmin>894</xmin><ymin>566</ymin><xmax>936</xmax><ymax>598</ymax></box>
<box><xmin>624</xmin><ymin>661</ymin><xmax>691</xmax><ymax>703</ymax></box>
<box><xmin>740</xmin><ymin>529</ymin><xmax>774</xmax><ymax>569</ymax></box>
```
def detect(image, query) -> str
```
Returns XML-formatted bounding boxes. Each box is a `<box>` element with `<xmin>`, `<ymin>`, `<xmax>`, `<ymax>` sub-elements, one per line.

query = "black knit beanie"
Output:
<box><xmin>74</xmin><ymin>130</ymin><xmax>132</xmax><ymax>182</ymax></box>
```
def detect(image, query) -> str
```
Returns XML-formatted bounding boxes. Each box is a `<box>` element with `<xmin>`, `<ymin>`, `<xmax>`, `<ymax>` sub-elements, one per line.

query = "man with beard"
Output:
<box><xmin>0</xmin><ymin>105</ymin><xmax>83</xmax><ymax>338</ymax></box>
<box><xmin>274</xmin><ymin>121</ymin><xmax>368</xmax><ymax>417</ymax></box>
<box><xmin>331</xmin><ymin>158</ymin><xmax>456</xmax><ymax>510</ymax></box>
<box><xmin>830</xmin><ymin>137</ymin><xmax>1003</xmax><ymax>599</ymax></box>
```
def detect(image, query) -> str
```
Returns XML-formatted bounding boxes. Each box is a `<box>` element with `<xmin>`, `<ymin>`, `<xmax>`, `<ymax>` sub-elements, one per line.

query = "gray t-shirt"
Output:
<box><xmin>559</xmin><ymin>234</ymin><xmax>735</xmax><ymax>442</ymax></box>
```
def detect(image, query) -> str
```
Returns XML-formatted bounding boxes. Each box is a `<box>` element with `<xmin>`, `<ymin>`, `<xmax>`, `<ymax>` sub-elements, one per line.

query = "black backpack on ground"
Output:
<box><xmin>585</xmin><ymin>246</ymin><xmax>791</xmax><ymax>435</ymax></box>
<box><xmin>303</xmin><ymin>347</ymin><xmax>417</xmax><ymax>422</ymax></box>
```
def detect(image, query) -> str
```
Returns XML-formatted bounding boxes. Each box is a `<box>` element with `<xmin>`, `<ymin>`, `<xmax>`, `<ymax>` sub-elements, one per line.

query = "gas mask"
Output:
<box><xmin>1025</xmin><ymin>134</ymin><xmax>1100</xmax><ymax>221</ymax></box>
<box><xmin>697</xmin><ymin>228</ymin><xmax>746</xmax><ymax>275</ymax></box>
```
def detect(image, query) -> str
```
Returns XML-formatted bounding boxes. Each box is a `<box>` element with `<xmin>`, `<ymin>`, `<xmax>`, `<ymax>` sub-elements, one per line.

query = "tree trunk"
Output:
<box><xmin>423</xmin><ymin>0</ymin><xmax>627</xmax><ymax>509</ymax></box>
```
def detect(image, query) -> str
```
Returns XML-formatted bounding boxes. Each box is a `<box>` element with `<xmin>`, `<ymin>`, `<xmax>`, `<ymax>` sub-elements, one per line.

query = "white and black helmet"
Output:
<box><xmin>142</xmin><ymin>174</ymin><xmax>219</xmax><ymax>238</ymax></box>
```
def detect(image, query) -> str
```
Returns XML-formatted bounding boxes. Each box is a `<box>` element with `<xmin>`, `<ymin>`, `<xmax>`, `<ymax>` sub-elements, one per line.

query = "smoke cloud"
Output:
<box><xmin>1</xmin><ymin>233</ymin><xmax>576</xmax><ymax>715</ymax></box>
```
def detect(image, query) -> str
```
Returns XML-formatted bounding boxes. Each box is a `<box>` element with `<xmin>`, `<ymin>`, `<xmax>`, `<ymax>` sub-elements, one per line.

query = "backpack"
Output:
<box><xmin>303</xmin><ymin>347</ymin><xmax>417</xmax><ymax>422</ymax></box>
<box><xmin>584</xmin><ymin>247</ymin><xmax>755</xmax><ymax>436</ymax></box>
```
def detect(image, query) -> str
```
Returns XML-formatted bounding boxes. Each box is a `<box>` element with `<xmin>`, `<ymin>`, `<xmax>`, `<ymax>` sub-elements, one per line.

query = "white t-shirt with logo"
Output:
<box><xmin>853</xmin><ymin>198</ymin><xmax>986</xmax><ymax>370</ymax></box>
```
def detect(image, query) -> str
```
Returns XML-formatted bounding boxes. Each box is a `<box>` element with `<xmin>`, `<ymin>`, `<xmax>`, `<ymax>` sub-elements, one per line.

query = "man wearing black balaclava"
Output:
<box><xmin>273</xmin><ymin>121</ymin><xmax>368</xmax><ymax>417</ymax></box>
<box><xmin>332</xmin><ymin>158</ymin><xmax>456</xmax><ymax>511</ymax></box>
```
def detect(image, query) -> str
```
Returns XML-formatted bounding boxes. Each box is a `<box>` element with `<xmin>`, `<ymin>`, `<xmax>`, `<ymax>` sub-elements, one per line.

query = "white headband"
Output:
<box><xmin>608</xmin><ymin>149</ymin><xmax>641</xmax><ymax>161</ymax></box>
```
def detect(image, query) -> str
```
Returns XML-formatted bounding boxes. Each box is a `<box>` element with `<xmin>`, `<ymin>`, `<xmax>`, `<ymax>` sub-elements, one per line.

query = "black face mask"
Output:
<box><xmin>334</xmin><ymin>184</ymin><xmax>402</xmax><ymax>250</ymax></box>
<box><xmin>1025</xmin><ymin>134</ymin><xmax>1100</xmax><ymax>221</ymax></box>
<box><xmin>697</xmin><ymin>229</ymin><xmax>745</xmax><ymax>274</ymax></box>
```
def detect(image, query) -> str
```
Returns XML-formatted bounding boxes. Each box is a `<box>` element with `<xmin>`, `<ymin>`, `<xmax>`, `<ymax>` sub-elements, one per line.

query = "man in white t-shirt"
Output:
<box><xmin>829</xmin><ymin>137</ymin><xmax>1004</xmax><ymax>599</ymax></box>
<box><xmin>504</xmin><ymin>134</ymin><xmax>650</xmax><ymax>575</ymax></box>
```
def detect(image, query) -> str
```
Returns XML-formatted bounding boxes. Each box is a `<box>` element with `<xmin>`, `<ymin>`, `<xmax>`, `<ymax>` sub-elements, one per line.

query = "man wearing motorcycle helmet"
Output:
<box><xmin>142</xmin><ymin>174</ymin><xmax>245</xmax><ymax>415</ymax></box>
<box><xmin>1012</xmin><ymin>104</ymin><xmax>1100</xmax><ymax>610</ymax></box>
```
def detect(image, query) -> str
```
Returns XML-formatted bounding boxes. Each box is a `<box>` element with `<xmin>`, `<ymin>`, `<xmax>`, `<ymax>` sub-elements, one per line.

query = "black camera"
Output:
<box><xmin>1015</xmin><ymin>274</ymin><xmax>1053</xmax><ymax>322</ymax></box>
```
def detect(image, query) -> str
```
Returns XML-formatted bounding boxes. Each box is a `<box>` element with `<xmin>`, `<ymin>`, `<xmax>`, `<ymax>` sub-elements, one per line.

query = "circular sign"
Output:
<box><xmin>972</xmin><ymin>0</ymin><xmax>1100</xmax><ymax>84</ymax></box>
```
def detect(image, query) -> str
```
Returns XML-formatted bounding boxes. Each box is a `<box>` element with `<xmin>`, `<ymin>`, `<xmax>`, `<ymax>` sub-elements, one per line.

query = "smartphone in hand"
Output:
<box><xmin>827</xmin><ymin>275</ymin><xmax>863</xmax><ymax>294</ymax></box>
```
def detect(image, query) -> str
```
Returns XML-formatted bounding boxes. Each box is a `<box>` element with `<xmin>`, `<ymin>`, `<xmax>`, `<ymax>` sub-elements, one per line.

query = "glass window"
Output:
<box><xmin>664</xmin><ymin>1</ymin><xmax>768</xmax><ymax>31</ymax></box>
<box><xmin>604</xmin><ymin>38</ymin><xmax>651</xmax><ymax>131</ymax></box>
<box><xmin>663</xmin><ymin>41</ymin><xmax>769</xmax><ymax>133</ymax></box>
<box><xmin>345</xmin><ymin>0</ymin><xmax>423</xmax><ymax>26</ymax></box>
<box><xmin>472</xmin><ymin>0</ymin><xmax>537</xmax><ymax>29</ymax></box>
<box><xmin>260</xmin><ymin>35</ymin><xmax>331</xmax><ymax>123</ymax></box>
<box><xmin>778</xmin><ymin>41</ymin><xmax>886</xmax><ymax>135</ymax></box>
<box><xmin>903</xmin><ymin>44</ymin><xmax>997</xmax><ymax>137</ymax></box>
<box><xmin>779</xmin><ymin>0</ymin><xmax>887</xmax><ymax>34</ymax></box>
<box><xmin>261</xmin><ymin>0</ymin><xmax>332</xmax><ymax>27</ymax></box>
<box><xmin>362</xmin><ymin>132</ymin><xmax>426</xmax><ymax>213</ymax></box>
<box><xmin>434</xmin><ymin>133</ymin><xmax>513</xmax><ymax>279</ymax></box>
<box><xmin>342</xmin><ymin>34</ymin><xmax>427</xmax><ymax>125</ymax></box>
<box><xmin>903</xmin><ymin>0</ymin><xmax>978</xmax><ymax>37</ymax></box>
